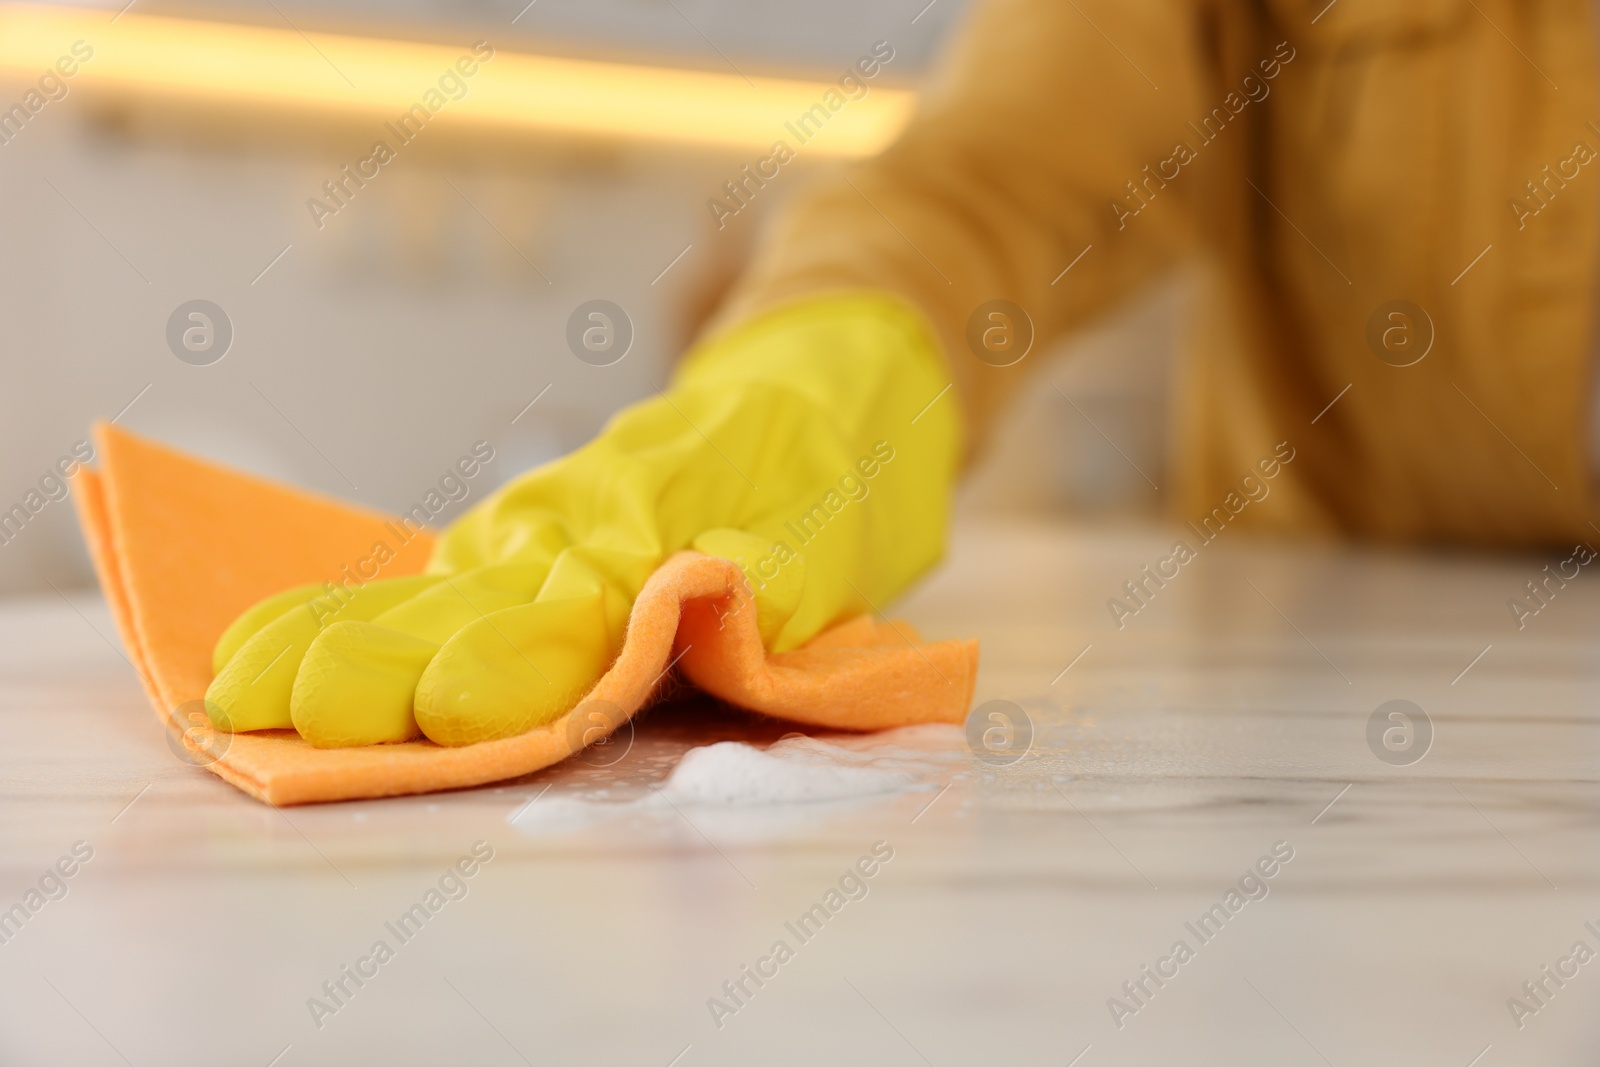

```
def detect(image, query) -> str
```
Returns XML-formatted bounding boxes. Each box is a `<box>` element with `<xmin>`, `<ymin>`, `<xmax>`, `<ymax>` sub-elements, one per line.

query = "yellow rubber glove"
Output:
<box><xmin>205</xmin><ymin>292</ymin><xmax>962</xmax><ymax>747</ymax></box>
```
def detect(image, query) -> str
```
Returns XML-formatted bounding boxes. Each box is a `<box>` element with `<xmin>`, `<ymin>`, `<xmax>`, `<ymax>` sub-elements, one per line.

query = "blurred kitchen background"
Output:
<box><xmin>0</xmin><ymin>0</ymin><xmax>1178</xmax><ymax>596</ymax></box>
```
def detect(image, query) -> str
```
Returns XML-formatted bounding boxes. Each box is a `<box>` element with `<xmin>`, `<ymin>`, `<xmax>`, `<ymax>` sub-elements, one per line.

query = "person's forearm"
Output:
<box><xmin>714</xmin><ymin>0</ymin><xmax>1211</xmax><ymax>451</ymax></box>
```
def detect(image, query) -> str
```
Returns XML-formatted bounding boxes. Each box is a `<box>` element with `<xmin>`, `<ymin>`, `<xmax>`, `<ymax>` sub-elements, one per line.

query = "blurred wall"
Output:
<box><xmin>0</xmin><ymin>0</ymin><xmax>1176</xmax><ymax>597</ymax></box>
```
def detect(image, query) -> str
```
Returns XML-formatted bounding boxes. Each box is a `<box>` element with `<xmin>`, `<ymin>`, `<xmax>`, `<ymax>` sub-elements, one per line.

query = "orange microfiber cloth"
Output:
<box><xmin>73</xmin><ymin>423</ymin><xmax>978</xmax><ymax>806</ymax></box>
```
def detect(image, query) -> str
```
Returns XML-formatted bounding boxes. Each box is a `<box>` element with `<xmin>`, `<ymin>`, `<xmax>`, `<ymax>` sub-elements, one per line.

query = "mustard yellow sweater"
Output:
<box><xmin>718</xmin><ymin>0</ymin><xmax>1600</xmax><ymax>547</ymax></box>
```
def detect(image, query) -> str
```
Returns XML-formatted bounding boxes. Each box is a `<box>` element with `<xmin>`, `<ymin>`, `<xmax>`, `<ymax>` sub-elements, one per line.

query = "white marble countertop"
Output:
<box><xmin>1</xmin><ymin>518</ymin><xmax>1597</xmax><ymax>1066</ymax></box>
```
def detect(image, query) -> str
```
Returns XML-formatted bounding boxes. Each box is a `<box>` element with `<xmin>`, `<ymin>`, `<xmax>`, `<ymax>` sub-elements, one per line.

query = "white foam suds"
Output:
<box><xmin>659</xmin><ymin>738</ymin><xmax>915</xmax><ymax>805</ymax></box>
<box><xmin>510</xmin><ymin>725</ymin><xmax>968</xmax><ymax>837</ymax></box>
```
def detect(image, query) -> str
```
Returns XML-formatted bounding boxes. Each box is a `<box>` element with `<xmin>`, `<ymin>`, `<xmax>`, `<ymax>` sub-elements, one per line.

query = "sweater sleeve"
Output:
<box><xmin>713</xmin><ymin>0</ymin><xmax>1222</xmax><ymax>449</ymax></box>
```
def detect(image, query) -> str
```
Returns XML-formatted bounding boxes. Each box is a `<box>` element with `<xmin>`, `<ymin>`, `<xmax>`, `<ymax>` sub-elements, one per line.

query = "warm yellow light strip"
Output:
<box><xmin>0</xmin><ymin>3</ymin><xmax>914</xmax><ymax>156</ymax></box>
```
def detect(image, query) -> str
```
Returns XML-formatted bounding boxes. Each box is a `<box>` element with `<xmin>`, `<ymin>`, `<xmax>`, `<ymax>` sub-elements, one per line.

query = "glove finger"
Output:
<box><xmin>414</xmin><ymin>552</ymin><xmax>619</xmax><ymax>746</ymax></box>
<box><xmin>205</xmin><ymin>573</ymin><xmax>441</xmax><ymax>732</ymax></box>
<box><xmin>413</xmin><ymin>594</ymin><xmax>612</xmax><ymax>746</ymax></box>
<box><xmin>372</xmin><ymin>561</ymin><xmax>554</xmax><ymax>643</ymax></box>
<box><xmin>211</xmin><ymin>582</ymin><xmax>327</xmax><ymax>675</ymax></box>
<box><xmin>286</xmin><ymin>561</ymin><xmax>554</xmax><ymax>747</ymax></box>
<box><xmin>291</xmin><ymin>622</ymin><xmax>440</xmax><ymax>747</ymax></box>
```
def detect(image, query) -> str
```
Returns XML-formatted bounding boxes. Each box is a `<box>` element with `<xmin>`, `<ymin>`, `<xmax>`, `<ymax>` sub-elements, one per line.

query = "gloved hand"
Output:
<box><xmin>205</xmin><ymin>293</ymin><xmax>961</xmax><ymax>748</ymax></box>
